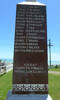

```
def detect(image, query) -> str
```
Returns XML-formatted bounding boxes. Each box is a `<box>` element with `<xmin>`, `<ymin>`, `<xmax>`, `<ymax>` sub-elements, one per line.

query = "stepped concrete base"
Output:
<box><xmin>6</xmin><ymin>90</ymin><xmax>52</xmax><ymax>100</ymax></box>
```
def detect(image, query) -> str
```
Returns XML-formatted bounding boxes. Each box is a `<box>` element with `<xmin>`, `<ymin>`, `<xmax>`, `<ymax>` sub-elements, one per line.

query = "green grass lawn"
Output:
<box><xmin>49</xmin><ymin>74</ymin><xmax>60</xmax><ymax>100</ymax></box>
<box><xmin>49</xmin><ymin>68</ymin><xmax>60</xmax><ymax>71</ymax></box>
<box><xmin>0</xmin><ymin>71</ymin><xmax>12</xmax><ymax>100</ymax></box>
<box><xmin>0</xmin><ymin>71</ymin><xmax>60</xmax><ymax>100</ymax></box>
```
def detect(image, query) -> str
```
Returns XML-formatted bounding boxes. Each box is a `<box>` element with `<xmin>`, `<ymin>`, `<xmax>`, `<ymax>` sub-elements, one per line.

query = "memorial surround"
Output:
<box><xmin>6</xmin><ymin>1</ymin><xmax>52</xmax><ymax>100</ymax></box>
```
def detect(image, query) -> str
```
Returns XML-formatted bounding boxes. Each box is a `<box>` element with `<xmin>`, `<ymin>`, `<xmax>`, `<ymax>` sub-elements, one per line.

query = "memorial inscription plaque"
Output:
<box><xmin>13</xmin><ymin>2</ymin><xmax>48</xmax><ymax>94</ymax></box>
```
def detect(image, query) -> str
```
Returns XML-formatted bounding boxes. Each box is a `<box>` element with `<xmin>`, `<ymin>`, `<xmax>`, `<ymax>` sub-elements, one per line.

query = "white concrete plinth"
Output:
<box><xmin>6</xmin><ymin>90</ymin><xmax>52</xmax><ymax>100</ymax></box>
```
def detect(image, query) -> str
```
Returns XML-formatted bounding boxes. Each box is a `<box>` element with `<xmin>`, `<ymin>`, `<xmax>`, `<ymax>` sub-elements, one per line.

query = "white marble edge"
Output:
<box><xmin>18</xmin><ymin>2</ymin><xmax>45</xmax><ymax>6</ymax></box>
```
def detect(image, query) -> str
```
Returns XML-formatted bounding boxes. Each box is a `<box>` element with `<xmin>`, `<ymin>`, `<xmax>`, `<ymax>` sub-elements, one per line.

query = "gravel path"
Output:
<box><xmin>48</xmin><ymin>71</ymin><xmax>60</xmax><ymax>75</ymax></box>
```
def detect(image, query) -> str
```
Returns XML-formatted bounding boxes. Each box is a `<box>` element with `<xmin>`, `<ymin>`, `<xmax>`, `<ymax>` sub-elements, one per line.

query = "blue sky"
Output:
<box><xmin>0</xmin><ymin>0</ymin><xmax>60</xmax><ymax>61</ymax></box>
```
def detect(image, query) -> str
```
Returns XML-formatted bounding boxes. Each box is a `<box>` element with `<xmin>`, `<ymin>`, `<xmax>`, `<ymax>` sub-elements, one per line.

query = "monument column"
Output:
<box><xmin>13</xmin><ymin>0</ymin><xmax>48</xmax><ymax>94</ymax></box>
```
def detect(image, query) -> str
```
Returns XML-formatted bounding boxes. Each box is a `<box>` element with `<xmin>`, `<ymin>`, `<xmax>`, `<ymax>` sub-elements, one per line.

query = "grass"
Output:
<box><xmin>49</xmin><ymin>73</ymin><xmax>60</xmax><ymax>100</ymax></box>
<box><xmin>0</xmin><ymin>71</ymin><xmax>60</xmax><ymax>100</ymax></box>
<box><xmin>49</xmin><ymin>68</ymin><xmax>60</xmax><ymax>71</ymax></box>
<box><xmin>0</xmin><ymin>71</ymin><xmax>12</xmax><ymax>100</ymax></box>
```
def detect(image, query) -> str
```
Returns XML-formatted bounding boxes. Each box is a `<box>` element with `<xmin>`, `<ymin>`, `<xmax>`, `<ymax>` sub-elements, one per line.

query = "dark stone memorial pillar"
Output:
<box><xmin>6</xmin><ymin>0</ymin><xmax>52</xmax><ymax>100</ymax></box>
<box><xmin>12</xmin><ymin>1</ymin><xmax>48</xmax><ymax>94</ymax></box>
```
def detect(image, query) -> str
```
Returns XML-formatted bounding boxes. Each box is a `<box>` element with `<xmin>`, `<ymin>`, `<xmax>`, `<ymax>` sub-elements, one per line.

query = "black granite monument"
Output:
<box><xmin>12</xmin><ymin>0</ymin><xmax>48</xmax><ymax>94</ymax></box>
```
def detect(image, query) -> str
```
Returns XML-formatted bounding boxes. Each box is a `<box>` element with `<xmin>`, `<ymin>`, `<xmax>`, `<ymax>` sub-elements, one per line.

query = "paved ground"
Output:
<box><xmin>7</xmin><ymin>91</ymin><xmax>52</xmax><ymax>100</ymax></box>
<box><xmin>48</xmin><ymin>71</ymin><xmax>60</xmax><ymax>75</ymax></box>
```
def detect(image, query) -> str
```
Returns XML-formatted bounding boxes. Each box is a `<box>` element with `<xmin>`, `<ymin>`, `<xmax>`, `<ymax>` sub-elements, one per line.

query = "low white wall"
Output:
<box><xmin>6</xmin><ymin>64</ymin><xmax>13</xmax><ymax>72</ymax></box>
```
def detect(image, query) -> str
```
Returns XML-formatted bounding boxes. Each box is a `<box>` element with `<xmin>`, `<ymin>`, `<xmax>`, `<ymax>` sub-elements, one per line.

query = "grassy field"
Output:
<box><xmin>0</xmin><ymin>71</ymin><xmax>12</xmax><ymax>100</ymax></box>
<box><xmin>49</xmin><ymin>73</ymin><xmax>60</xmax><ymax>100</ymax></box>
<box><xmin>0</xmin><ymin>71</ymin><xmax>60</xmax><ymax>100</ymax></box>
<box><xmin>49</xmin><ymin>68</ymin><xmax>60</xmax><ymax>71</ymax></box>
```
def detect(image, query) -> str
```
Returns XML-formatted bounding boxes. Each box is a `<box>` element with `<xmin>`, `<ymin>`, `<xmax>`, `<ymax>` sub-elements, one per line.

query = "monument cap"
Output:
<box><xmin>18</xmin><ymin>1</ymin><xmax>45</xmax><ymax>6</ymax></box>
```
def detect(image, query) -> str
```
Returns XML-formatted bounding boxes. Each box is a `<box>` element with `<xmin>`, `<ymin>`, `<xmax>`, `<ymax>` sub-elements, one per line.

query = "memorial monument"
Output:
<box><xmin>6</xmin><ymin>0</ymin><xmax>52</xmax><ymax>100</ymax></box>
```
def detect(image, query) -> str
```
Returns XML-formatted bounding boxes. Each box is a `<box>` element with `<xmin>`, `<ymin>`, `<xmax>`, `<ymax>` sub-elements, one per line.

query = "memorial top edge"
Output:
<box><xmin>18</xmin><ymin>2</ymin><xmax>46</xmax><ymax>6</ymax></box>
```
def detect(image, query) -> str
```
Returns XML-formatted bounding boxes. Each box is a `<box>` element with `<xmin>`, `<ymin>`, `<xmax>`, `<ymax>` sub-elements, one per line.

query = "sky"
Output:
<box><xmin>0</xmin><ymin>0</ymin><xmax>60</xmax><ymax>61</ymax></box>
